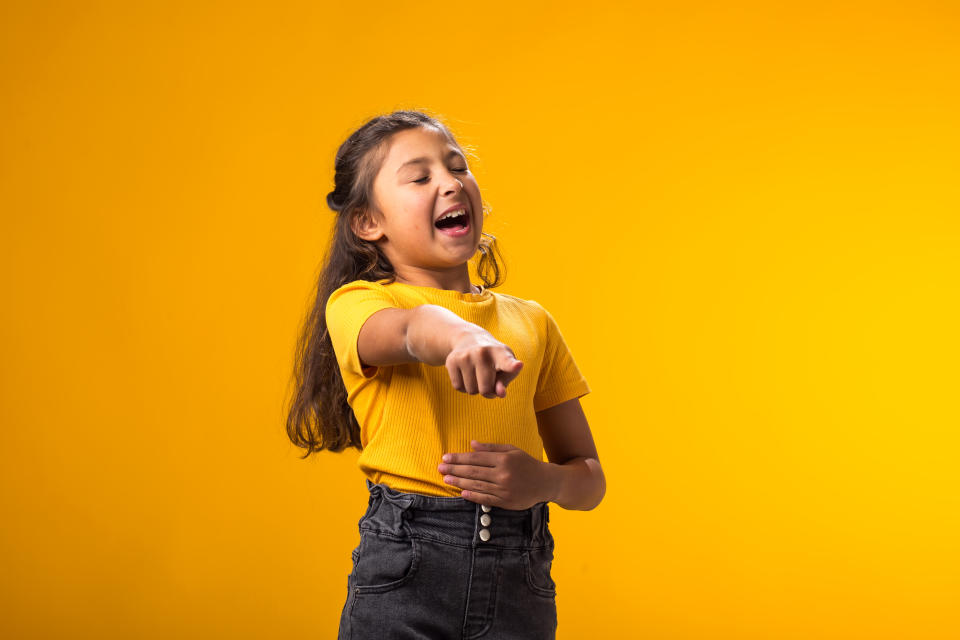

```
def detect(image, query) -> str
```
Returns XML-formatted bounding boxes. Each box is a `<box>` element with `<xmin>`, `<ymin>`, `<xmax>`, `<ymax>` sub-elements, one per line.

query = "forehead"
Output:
<box><xmin>382</xmin><ymin>126</ymin><xmax>460</xmax><ymax>165</ymax></box>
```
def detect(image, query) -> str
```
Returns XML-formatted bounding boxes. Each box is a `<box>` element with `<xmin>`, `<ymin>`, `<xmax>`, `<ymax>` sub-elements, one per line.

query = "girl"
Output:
<box><xmin>286</xmin><ymin>110</ymin><xmax>605</xmax><ymax>639</ymax></box>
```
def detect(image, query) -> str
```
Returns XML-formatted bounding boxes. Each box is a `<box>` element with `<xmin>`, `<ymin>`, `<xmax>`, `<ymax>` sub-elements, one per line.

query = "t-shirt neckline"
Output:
<box><xmin>377</xmin><ymin>278</ymin><xmax>490</xmax><ymax>301</ymax></box>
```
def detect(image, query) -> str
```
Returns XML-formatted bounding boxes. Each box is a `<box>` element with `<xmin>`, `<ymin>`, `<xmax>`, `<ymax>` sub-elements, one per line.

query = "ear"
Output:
<box><xmin>351</xmin><ymin>208</ymin><xmax>385</xmax><ymax>242</ymax></box>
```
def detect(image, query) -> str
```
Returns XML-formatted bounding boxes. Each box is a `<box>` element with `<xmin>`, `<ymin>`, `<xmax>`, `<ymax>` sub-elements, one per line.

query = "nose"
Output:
<box><xmin>442</xmin><ymin>170</ymin><xmax>463</xmax><ymax>195</ymax></box>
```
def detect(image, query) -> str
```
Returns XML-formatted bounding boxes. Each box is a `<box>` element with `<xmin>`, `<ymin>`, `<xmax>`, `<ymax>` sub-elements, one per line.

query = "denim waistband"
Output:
<box><xmin>359</xmin><ymin>479</ymin><xmax>553</xmax><ymax>550</ymax></box>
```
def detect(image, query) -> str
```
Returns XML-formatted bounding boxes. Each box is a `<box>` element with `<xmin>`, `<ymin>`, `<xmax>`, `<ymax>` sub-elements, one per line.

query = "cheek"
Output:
<box><xmin>405</xmin><ymin>214</ymin><xmax>425</xmax><ymax>232</ymax></box>
<box><xmin>469</xmin><ymin>188</ymin><xmax>483</xmax><ymax>215</ymax></box>
<box><xmin>397</xmin><ymin>205</ymin><xmax>429</xmax><ymax>233</ymax></box>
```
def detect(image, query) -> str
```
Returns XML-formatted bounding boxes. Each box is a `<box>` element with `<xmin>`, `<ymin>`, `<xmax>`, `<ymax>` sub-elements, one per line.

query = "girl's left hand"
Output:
<box><xmin>437</xmin><ymin>440</ymin><xmax>555</xmax><ymax>510</ymax></box>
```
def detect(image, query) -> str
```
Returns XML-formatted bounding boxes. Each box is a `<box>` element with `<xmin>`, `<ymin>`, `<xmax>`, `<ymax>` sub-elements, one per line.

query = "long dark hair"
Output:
<box><xmin>285</xmin><ymin>109</ymin><xmax>506</xmax><ymax>457</ymax></box>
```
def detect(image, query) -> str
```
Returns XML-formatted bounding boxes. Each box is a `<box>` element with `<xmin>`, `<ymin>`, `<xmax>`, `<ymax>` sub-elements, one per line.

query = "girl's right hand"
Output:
<box><xmin>445</xmin><ymin>330</ymin><xmax>524</xmax><ymax>399</ymax></box>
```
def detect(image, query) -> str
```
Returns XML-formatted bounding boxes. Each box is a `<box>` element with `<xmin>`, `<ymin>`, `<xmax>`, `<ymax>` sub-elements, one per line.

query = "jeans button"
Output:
<box><xmin>480</xmin><ymin>513</ymin><xmax>491</xmax><ymax>527</ymax></box>
<box><xmin>479</xmin><ymin>528</ymin><xmax>491</xmax><ymax>542</ymax></box>
<box><xmin>481</xmin><ymin>504</ymin><xmax>492</xmax><ymax>512</ymax></box>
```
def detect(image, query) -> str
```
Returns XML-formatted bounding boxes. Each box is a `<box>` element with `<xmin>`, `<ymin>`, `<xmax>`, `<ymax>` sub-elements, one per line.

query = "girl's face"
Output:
<box><xmin>356</xmin><ymin>126</ymin><xmax>483</xmax><ymax>278</ymax></box>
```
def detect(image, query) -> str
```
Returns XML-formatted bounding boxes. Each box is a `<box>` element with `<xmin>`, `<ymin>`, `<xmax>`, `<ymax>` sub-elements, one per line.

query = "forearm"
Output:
<box><xmin>544</xmin><ymin>457</ymin><xmax>606</xmax><ymax>511</ymax></box>
<box><xmin>404</xmin><ymin>304</ymin><xmax>484</xmax><ymax>366</ymax></box>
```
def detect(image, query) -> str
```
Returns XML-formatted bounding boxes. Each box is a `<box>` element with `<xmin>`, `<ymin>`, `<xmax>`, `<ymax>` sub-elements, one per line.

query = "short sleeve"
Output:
<box><xmin>325</xmin><ymin>280</ymin><xmax>398</xmax><ymax>382</ymax></box>
<box><xmin>532</xmin><ymin>303</ymin><xmax>591</xmax><ymax>412</ymax></box>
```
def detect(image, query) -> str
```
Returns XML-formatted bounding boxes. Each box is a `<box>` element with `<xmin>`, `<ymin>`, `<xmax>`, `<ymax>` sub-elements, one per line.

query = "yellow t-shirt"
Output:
<box><xmin>325</xmin><ymin>278</ymin><xmax>591</xmax><ymax>496</ymax></box>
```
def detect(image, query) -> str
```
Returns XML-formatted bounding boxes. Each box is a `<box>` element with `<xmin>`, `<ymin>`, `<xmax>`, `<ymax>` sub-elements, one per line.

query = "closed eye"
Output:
<box><xmin>414</xmin><ymin>167</ymin><xmax>469</xmax><ymax>184</ymax></box>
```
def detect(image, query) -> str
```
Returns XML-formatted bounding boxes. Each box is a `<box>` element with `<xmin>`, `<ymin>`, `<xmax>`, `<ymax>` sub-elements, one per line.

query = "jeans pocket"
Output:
<box><xmin>352</xmin><ymin>531</ymin><xmax>421</xmax><ymax>594</ymax></box>
<box><xmin>523</xmin><ymin>545</ymin><xmax>557</xmax><ymax>598</ymax></box>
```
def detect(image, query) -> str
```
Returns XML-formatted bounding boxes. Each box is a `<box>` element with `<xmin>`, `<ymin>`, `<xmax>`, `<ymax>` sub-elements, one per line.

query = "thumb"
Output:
<box><xmin>494</xmin><ymin>351</ymin><xmax>524</xmax><ymax>375</ymax></box>
<box><xmin>494</xmin><ymin>357</ymin><xmax>523</xmax><ymax>394</ymax></box>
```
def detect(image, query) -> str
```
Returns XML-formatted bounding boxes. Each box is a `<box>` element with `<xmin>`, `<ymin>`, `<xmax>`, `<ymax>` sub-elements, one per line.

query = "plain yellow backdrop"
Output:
<box><xmin>2</xmin><ymin>1</ymin><xmax>958</xmax><ymax>638</ymax></box>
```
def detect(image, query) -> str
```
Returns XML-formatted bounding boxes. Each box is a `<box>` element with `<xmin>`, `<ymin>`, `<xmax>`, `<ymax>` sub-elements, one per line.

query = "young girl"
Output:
<box><xmin>286</xmin><ymin>110</ymin><xmax>605</xmax><ymax>639</ymax></box>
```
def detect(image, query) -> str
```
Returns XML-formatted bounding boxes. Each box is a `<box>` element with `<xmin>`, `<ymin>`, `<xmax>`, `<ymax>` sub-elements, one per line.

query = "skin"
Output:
<box><xmin>353</xmin><ymin>125</ymin><xmax>605</xmax><ymax>511</ymax></box>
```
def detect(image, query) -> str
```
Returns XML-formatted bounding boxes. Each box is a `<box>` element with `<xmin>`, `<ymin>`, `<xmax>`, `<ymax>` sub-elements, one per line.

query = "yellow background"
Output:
<box><xmin>2</xmin><ymin>1</ymin><xmax>958</xmax><ymax>638</ymax></box>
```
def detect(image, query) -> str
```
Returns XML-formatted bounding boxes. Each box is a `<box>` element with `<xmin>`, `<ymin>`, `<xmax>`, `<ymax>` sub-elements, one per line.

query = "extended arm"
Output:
<box><xmin>356</xmin><ymin>304</ymin><xmax>475</xmax><ymax>367</ymax></box>
<box><xmin>357</xmin><ymin>304</ymin><xmax>524</xmax><ymax>398</ymax></box>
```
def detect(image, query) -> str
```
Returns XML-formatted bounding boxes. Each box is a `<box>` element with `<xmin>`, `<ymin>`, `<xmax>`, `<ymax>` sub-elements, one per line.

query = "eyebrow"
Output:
<box><xmin>395</xmin><ymin>149</ymin><xmax>466</xmax><ymax>174</ymax></box>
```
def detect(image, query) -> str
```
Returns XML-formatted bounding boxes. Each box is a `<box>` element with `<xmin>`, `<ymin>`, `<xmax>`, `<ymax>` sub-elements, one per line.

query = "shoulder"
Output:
<box><xmin>487</xmin><ymin>290</ymin><xmax>552</xmax><ymax>330</ymax></box>
<box><xmin>329</xmin><ymin>278</ymin><xmax>393</xmax><ymax>295</ymax></box>
<box><xmin>327</xmin><ymin>279</ymin><xmax>396</xmax><ymax>304</ymax></box>
<box><xmin>488</xmin><ymin>290</ymin><xmax>545</xmax><ymax>312</ymax></box>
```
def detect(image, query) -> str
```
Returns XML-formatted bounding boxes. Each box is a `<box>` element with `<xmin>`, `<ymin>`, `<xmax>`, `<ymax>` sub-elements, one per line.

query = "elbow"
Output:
<box><xmin>583</xmin><ymin>457</ymin><xmax>606</xmax><ymax>511</ymax></box>
<box><xmin>560</xmin><ymin>457</ymin><xmax>605</xmax><ymax>511</ymax></box>
<box><xmin>550</xmin><ymin>456</ymin><xmax>607</xmax><ymax>511</ymax></box>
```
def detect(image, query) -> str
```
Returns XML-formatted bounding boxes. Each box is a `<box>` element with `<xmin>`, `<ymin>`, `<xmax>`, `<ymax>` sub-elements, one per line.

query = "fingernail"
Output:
<box><xmin>442</xmin><ymin>454</ymin><xmax>451</xmax><ymax>462</ymax></box>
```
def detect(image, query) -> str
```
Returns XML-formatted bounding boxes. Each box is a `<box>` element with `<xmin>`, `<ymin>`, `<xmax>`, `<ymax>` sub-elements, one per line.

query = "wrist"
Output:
<box><xmin>541</xmin><ymin>461</ymin><xmax>563</xmax><ymax>504</ymax></box>
<box><xmin>406</xmin><ymin>305</ymin><xmax>475</xmax><ymax>365</ymax></box>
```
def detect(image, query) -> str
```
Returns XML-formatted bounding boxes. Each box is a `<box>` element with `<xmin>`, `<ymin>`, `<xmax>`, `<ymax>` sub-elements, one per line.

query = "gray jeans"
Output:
<box><xmin>337</xmin><ymin>479</ymin><xmax>558</xmax><ymax>639</ymax></box>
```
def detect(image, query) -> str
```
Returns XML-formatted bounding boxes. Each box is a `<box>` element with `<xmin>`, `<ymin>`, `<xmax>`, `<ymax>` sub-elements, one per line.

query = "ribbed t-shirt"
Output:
<box><xmin>325</xmin><ymin>278</ymin><xmax>590</xmax><ymax>496</ymax></box>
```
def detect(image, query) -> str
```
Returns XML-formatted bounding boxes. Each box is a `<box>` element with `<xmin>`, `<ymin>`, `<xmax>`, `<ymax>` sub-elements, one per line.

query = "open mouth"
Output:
<box><xmin>434</xmin><ymin>209</ymin><xmax>471</xmax><ymax>236</ymax></box>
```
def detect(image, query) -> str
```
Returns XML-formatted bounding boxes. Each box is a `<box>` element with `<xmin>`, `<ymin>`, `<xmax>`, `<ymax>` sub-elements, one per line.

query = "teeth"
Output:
<box><xmin>438</xmin><ymin>208</ymin><xmax>467</xmax><ymax>222</ymax></box>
